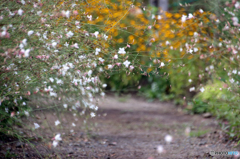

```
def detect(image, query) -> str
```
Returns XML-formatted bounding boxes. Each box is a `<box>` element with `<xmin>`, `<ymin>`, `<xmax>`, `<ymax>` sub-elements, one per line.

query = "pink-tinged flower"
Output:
<box><xmin>188</xmin><ymin>13</ymin><xmax>194</xmax><ymax>19</ymax></box>
<box><xmin>71</xmin><ymin>43</ymin><xmax>79</xmax><ymax>48</ymax></box>
<box><xmin>127</xmin><ymin>44</ymin><xmax>130</xmax><ymax>48</ymax></box>
<box><xmin>87</xmin><ymin>15</ymin><xmax>92</xmax><ymax>21</ymax></box>
<box><xmin>148</xmin><ymin>25</ymin><xmax>152</xmax><ymax>29</ymax></box>
<box><xmin>11</xmin><ymin>112</ymin><xmax>15</xmax><ymax>117</ymax></box>
<box><xmin>116</xmin><ymin>63</ymin><xmax>121</xmax><ymax>66</ymax></box>
<box><xmin>189</xmin><ymin>87</ymin><xmax>195</xmax><ymax>92</ymax></box>
<box><xmin>73</xmin><ymin>10</ymin><xmax>78</xmax><ymax>15</ymax></box>
<box><xmin>129</xmin><ymin>65</ymin><xmax>134</xmax><ymax>71</ymax></box>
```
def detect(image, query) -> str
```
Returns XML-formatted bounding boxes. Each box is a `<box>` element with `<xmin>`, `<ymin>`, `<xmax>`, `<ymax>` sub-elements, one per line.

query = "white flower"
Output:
<box><xmin>49</xmin><ymin>78</ymin><xmax>54</xmax><ymax>82</ymax></box>
<box><xmin>189</xmin><ymin>87</ymin><xmax>195</xmax><ymax>92</ymax></box>
<box><xmin>114</xmin><ymin>54</ymin><xmax>118</xmax><ymax>59</ymax></box>
<box><xmin>157</xmin><ymin>145</ymin><xmax>164</xmax><ymax>154</ymax></box>
<box><xmin>200</xmin><ymin>87</ymin><xmax>205</xmax><ymax>92</ymax></box>
<box><xmin>94</xmin><ymin>31</ymin><xmax>99</xmax><ymax>38</ymax></box>
<box><xmin>160</xmin><ymin>62</ymin><xmax>165</xmax><ymax>67</ymax></box>
<box><xmin>230</xmin><ymin>78</ymin><xmax>235</xmax><ymax>83</ymax></box>
<box><xmin>55</xmin><ymin>120</ymin><xmax>60</xmax><ymax>126</ymax></box>
<box><xmin>151</xmin><ymin>14</ymin><xmax>155</xmax><ymax>19</ymax></box>
<box><xmin>219</xmin><ymin>43</ymin><xmax>222</xmax><ymax>47</ymax></box>
<box><xmin>166</xmin><ymin>41</ymin><xmax>170</xmax><ymax>45</ymax></box>
<box><xmin>95</xmin><ymin>48</ymin><xmax>101</xmax><ymax>55</ymax></box>
<box><xmin>100</xmin><ymin>92</ymin><xmax>105</xmax><ymax>97</ymax></box>
<box><xmin>232</xmin><ymin>70</ymin><xmax>237</xmax><ymax>74</ymax></box>
<box><xmin>63</xmin><ymin>104</ymin><xmax>68</xmax><ymax>108</ymax></box>
<box><xmin>118</xmin><ymin>48</ymin><xmax>126</xmax><ymax>55</ymax></box>
<box><xmin>24</xmin><ymin>49</ymin><xmax>30</xmax><ymax>58</ymax></box>
<box><xmin>52</xmin><ymin>140</ymin><xmax>58</xmax><ymax>147</ymax></box>
<box><xmin>72</xmin><ymin>123</ymin><xmax>76</xmax><ymax>127</ymax></box>
<box><xmin>73</xmin><ymin>43</ymin><xmax>79</xmax><ymax>48</ymax></box>
<box><xmin>157</xmin><ymin>15</ymin><xmax>162</xmax><ymax>20</ymax></box>
<box><xmin>21</xmin><ymin>0</ymin><xmax>25</xmax><ymax>4</ymax></box>
<box><xmin>103</xmin><ymin>34</ymin><xmax>108</xmax><ymax>40</ymax></box>
<box><xmin>87</xmin><ymin>15</ymin><xmax>92</xmax><ymax>21</ymax></box>
<box><xmin>34</xmin><ymin>123</ymin><xmax>40</xmax><ymax>129</ymax></box>
<box><xmin>199</xmin><ymin>9</ymin><xmax>204</xmax><ymax>13</ymax></box>
<box><xmin>99</xmin><ymin>57</ymin><xmax>104</xmax><ymax>62</ymax></box>
<box><xmin>188</xmin><ymin>79</ymin><xmax>192</xmax><ymax>83</ymax></box>
<box><xmin>123</xmin><ymin>60</ymin><xmax>130</xmax><ymax>67</ymax></box>
<box><xmin>193</xmin><ymin>48</ymin><xmax>198</xmax><ymax>52</ymax></box>
<box><xmin>28</xmin><ymin>30</ymin><xmax>34</xmax><ymax>36</ymax></box>
<box><xmin>164</xmin><ymin>135</ymin><xmax>172</xmax><ymax>143</ymax></box>
<box><xmin>66</xmin><ymin>31</ymin><xmax>74</xmax><ymax>38</ymax></box>
<box><xmin>88</xmin><ymin>70</ymin><xmax>92</xmax><ymax>76</ymax></box>
<box><xmin>65</xmin><ymin>10</ymin><xmax>70</xmax><ymax>18</ymax></box>
<box><xmin>55</xmin><ymin>134</ymin><xmax>62</xmax><ymax>141</ymax></box>
<box><xmin>50</xmin><ymin>92</ymin><xmax>57</xmax><ymax>97</ymax></box>
<box><xmin>193</xmin><ymin>32</ymin><xmax>198</xmax><ymax>37</ymax></box>
<box><xmin>64</xmin><ymin>42</ymin><xmax>69</xmax><ymax>47</ymax></box>
<box><xmin>102</xmin><ymin>84</ymin><xmax>107</xmax><ymax>88</ymax></box>
<box><xmin>52</xmin><ymin>42</ymin><xmax>57</xmax><ymax>48</ymax></box>
<box><xmin>24</xmin><ymin>111</ymin><xmax>29</xmax><ymax>116</ymax></box>
<box><xmin>90</xmin><ymin>112</ymin><xmax>95</xmax><ymax>118</ymax></box>
<box><xmin>129</xmin><ymin>65</ymin><xmax>134</xmax><ymax>71</ymax></box>
<box><xmin>235</xmin><ymin>2</ymin><xmax>240</xmax><ymax>8</ymax></box>
<box><xmin>188</xmin><ymin>13</ymin><xmax>193</xmax><ymax>19</ymax></box>
<box><xmin>181</xmin><ymin>15</ymin><xmax>187</xmax><ymax>22</ymax></box>
<box><xmin>108</xmin><ymin>64</ymin><xmax>113</xmax><ymax>69</ymax></box>
<box><xmin>18</xmin><ymin>9</ymin><xmax>24</xmax><ymax>16</ymax></box>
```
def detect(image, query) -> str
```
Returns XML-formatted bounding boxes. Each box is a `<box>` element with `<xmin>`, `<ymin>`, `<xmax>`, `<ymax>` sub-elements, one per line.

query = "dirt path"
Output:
<box><xmin>68</xmin><ymin>96</ymin><xmax>239</xmax><ymax>159</ymax></box>
<box><xmin>1</xmin><ymin>96</ymin><xmax>239</xmax><ymax>159</ymax></box>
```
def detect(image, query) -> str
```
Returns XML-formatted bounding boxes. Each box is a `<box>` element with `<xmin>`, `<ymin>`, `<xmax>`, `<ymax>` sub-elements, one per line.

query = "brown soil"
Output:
<box><xmin>1</xmin><ymin>96</ymin><xmax>239</xmax><ymax>159</ymax></box>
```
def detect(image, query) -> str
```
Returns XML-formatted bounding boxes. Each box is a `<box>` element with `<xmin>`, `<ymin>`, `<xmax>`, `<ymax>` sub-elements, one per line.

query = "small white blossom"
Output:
<box><xmin>34</xmin><ymin>123</ymin><xmax>40</xmax><ymax>129</ymax></box>
<box><xmin>66</xmin><ymin>31</ymin><xmax>74</xmax><ymax>38</ymax></box>
<box><xmin>28</xmin><ymin>30</ymin><xmax>34</xmax><ymax>36</ymax></box>
<box><xmin>18</xmin><ymin>9</ymin><xmax>24</xmax><ymax>16</ymax></box>
<box><xmin>95</xmin><ymin>48</ymin><xmax>101</xmax><ymax>55</ymax></box>
<box><xmin>157</xmin><ymin>145</ymin><xmax>164</xmax><ymax>154</ymax></box>
<box><xmin>189</xmin><ymin>87</ymin><xmax>195</xmax><ymax>92</ymax></box>
<box><xmin>63</xmin><ymin>104</ymin><xmax>68</xmax><ymax>108</ymax></box>
<box><xmin>165</xmin><ymin>135</ymin><xmax>173</xmax><ymax>143</ymax></box>
<box><xmin>94</xmin><ymin>31</ymin><xmax>99</xmax><ymax>38</ymax></box>
<box><xmin>108</xmin><ymin>64</ymin><xmax>113</xmax><ymax>69</ymax></box>
<box><xmin>118</xmin><ymin>48</ymin><xmax>126</xmax><ymax>55</ymax></box>
<box><xmin>200</xmin><ymin>87</ymin><xmax>205</xmax><ymax>92</ymax></box>
<box><xmin>102</xmin><ymin>84</ymin><xmax>107</xmax><ymax>88</ymax></box>
<box><xmin>90</xmin><ymin>112</ymin><xmax>96</xmax><ymax>118</ymax></box>
<box><xmin>181</xmin><ymin>15</ymin><xmax>187</xmax><ymax>22</ymax></box>
<box><xmin>114</xmin><ymin>54</ymin><xmax>118</xmax><ymax>59</ymax></box>
<box><xmin>55</xmin><ymin>120</ymin><xmax>60</xmax><ymax>126</ymax></box>
<box><xmin>72</xmin><ymin>123</ymin><xmax>76</xmax><ymax>127</ymax></box>
<box><xmin>103</xmin><ymin>34</ymin><xmax>108</xmax><ymax>40</ymax></box>
<box><xmin>123</xmin><ymin>60</ymin><xmax>130</xmax><ymax>67</ymax></box>
<box><xmin>160</xmin><ymin>62</ymin><xmax>165</xmax><ymax>67</ymax></box>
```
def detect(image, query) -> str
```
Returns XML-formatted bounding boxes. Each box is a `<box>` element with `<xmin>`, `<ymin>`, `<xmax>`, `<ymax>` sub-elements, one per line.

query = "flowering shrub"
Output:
<box><xmin>0</xmin><ymin>0</ymin><xmax>138</xmax><ymax>148</ymax></box>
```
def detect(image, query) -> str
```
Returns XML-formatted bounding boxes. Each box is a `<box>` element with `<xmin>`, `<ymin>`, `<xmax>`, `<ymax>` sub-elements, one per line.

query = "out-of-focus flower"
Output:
<box><xmin>118</xmin><ymin>48</ymin><xmax>126</xmax><ymax>55</ymax></box>
<box><xmin>189</xmin><ymin>87</ymin><xmax>195</xmax><ymax>92</ymax></box>
<box><xmin>123</xmin><ymin>60</ymin><xmax>130</xmax><ymax>67</ymax></box>
<box><xmin>164</xmin><ymin>135</ymin><xmax>172</xmax><ymax>143</ymax></box>
<box><xmin>157</xmin><ymin>145</ymin><xmax>164</xmax><ymax>154</ymax></box>
<box><xmin>34</xmin><ymin>123</ymin><xmax>40</xmax><ymax>129</ymax></box>
<box><xmin>28</xmin><ymin>30</ymin><xmax>34</xmax><ymax>36</ymax></box>
<box><xmin>55</xmin><ymin>120</ymin><xmax>60</xmax><ymax>126</ymax></box>
<box><xmin>18</xmin><ymin>9</ymin><xmax>24</xmax><ymax>16</ymax></box>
